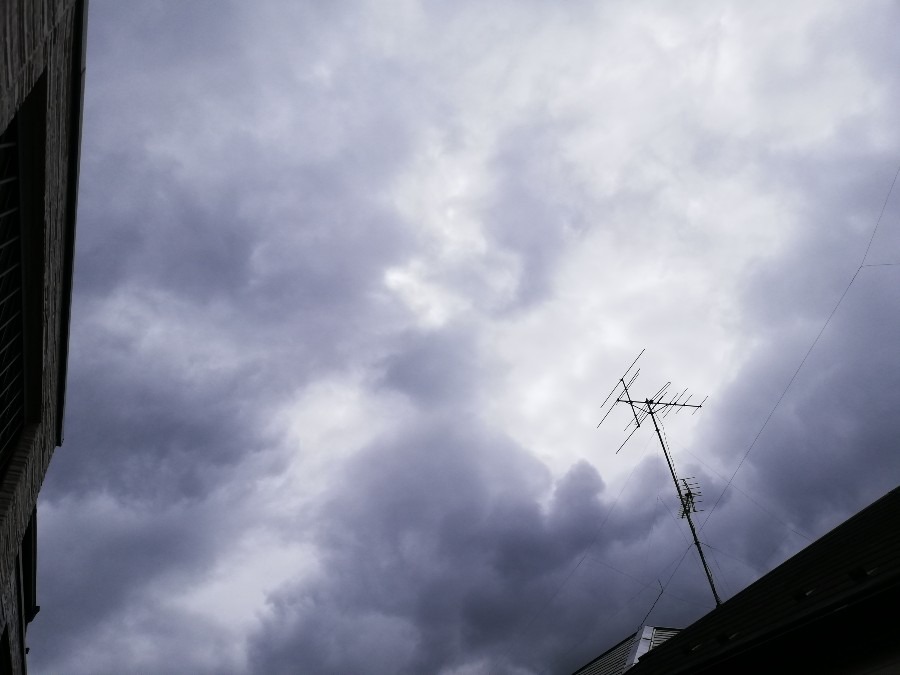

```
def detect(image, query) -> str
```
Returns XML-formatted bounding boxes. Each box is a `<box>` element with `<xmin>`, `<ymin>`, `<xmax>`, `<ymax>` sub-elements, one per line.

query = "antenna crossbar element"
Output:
<box><xmin>660</xmin><ymin>389</ymin><xmax>685</xmax><ymax>418</ymax></box>
<box><xmin>596</xmin><ymin>355</ymin><xmax>720</xmax><ymax>606</ymax></box>
<box><xmin>679</xmin><ymin>478</ymin><xmax>704</xmax><ymax>518</ymax></box>
<box><xmin>598</xmin><ymin>350</ymin><xmax>645</xmax><ymax>430</ymax></box>
<box><xmin>692</xmin><ymin>396</ymin><xmax>708</xmax><ymax>415</ymax></box>
<box><xmin>620</xmin><ymin>376</ymin><xmax>643</xmax><ymax>431</ymax></box>
<box><xmin>650</xmin><ymin>382</ymin><xmax>671</xmax><ymax>403</ymax></box>
<box><xmin>615</xmin><ymin>426</ymin><xmax>639</xmax><ymax>455</ymax></box>
<box><xmin>596</xmin><ymin>350</ymin><xmax>644</xmax><ymax>428</ymax></box>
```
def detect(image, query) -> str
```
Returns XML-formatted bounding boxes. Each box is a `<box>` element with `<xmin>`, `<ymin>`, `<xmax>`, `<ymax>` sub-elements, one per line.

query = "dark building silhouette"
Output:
<box><xmin>0</xmin><ymin>0</ymin><xmax>87</xmax><ymax>670</ymax></box>
<box><xmin>579</xmin><ymin>485</ymin><xmax>900</xmax><ymax>675</ymax></box>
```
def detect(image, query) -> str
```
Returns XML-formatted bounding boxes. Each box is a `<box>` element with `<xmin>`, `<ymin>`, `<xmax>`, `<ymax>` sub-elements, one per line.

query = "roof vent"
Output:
<box><xmin>793</xmin><ymin>587</ymin><xmax>817</xmax><ymax>602</ymax></box>
<box><xmin>716</xmin><ymin>632</ymin><xmax>740</xmax><ymax>645</ymax></box>
<box><xmin>848</xmin><ymin>565</ymin><xmax>879</xmax><ymax>583</ymax></box>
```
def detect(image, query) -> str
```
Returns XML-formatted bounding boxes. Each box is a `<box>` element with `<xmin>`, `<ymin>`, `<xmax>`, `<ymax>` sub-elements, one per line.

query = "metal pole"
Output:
<box><xmin>646</xmin><ymin>399</ymin><xmax>722</xmax><ymax>607</ymax></box>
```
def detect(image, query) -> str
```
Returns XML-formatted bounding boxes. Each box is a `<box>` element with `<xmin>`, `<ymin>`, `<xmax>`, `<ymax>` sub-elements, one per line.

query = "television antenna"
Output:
<box><xmin>598</xmin><ymin>350</ymin><xmax>721</xmax><ymax>607</ymax></box>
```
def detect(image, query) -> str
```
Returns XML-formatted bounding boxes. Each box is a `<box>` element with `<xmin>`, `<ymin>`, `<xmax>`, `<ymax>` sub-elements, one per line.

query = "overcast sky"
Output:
<box><xmin>28</xmin><ymin>1</ymin><xmax>900</xmax><ymax>673</ymax></box>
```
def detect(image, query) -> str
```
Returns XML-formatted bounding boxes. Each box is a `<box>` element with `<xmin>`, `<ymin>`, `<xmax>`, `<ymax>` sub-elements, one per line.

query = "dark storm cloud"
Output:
<box><xmin>48</xmin><ymin>0</ymin><xmax>426</xmax><ymax>499</ymax></box>
<box><xmin>690</xmin><ymin>158</ymin><xmax>900</xmax><ymax>574</ymax></box>
<box><xmin>704</xmin><ymin>268</ymin><xmax>900</xmax><ymax>518</ymax></box>
<box><xmin>32</xmin><ymin>0</ymin><xmax>430</xmax><ymax>669</ymax></box>
<box><xmin>43</xmin><ymin>347</ymin><xmax>260</xmax><ymax>502</ymax></box>
<box><xmin>50</xmin><ymin>142</ymin><xmax>417</xmax><ymax>505</ymax></box>
<box><xmin>246</xmin><ymin>418</ymin><xmax>678</xmax><ymax>674</ymax></box>
<box><xmin>74</xmin><ymin>149</ymin><xmax>258</xmax><ymax>300</ymax></box>
<box><xmin>378</xmin><ymin>327</ymin><xmax>482</xmax><ymax>404</ymax></box>
<box><xmin>677</xmin><ymin>3</ymin><xmax>900</xmax><ymax>568</ymax></box>
<box><xmin>247</xmin><ymin>321</ymin><xmax>714</xmax><ymax>673</ymax></box>
<box><xmin>33</xmin><ymin>494</ymin><xmax>236</xmax><ymax>670</ymax></box>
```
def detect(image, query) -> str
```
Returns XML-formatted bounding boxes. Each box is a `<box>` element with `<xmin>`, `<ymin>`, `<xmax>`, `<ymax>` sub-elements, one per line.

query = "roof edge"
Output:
<box><xmin>55</xmin><ymin>0</ymin><xmax>88</xmax><ymax>446</ymax></box>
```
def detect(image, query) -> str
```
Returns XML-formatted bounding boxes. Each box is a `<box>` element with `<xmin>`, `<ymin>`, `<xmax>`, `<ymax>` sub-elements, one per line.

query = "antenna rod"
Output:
<box><xmin>646</xmin><ymin>401</ymin><xmax>722</xmax><ymax>607</ymax></box>
<box><xmin>597</xmin><ymin>355</ymin><xmax>718</xmax><ymax>606</ymax></box>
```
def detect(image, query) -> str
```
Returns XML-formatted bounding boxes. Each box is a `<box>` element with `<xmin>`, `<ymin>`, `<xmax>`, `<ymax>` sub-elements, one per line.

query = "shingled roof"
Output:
<box><xmin>627</xmin><ymin>485</ymin><xmax>900</xmax><ymax>675</ymax></box>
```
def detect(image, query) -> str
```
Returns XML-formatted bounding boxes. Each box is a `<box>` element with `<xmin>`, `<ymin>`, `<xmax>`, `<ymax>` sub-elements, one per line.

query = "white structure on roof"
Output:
<box><xmin>572</xmin><ymin>625</ymin><xmax>680</xmax><ymax>675</ymax></box>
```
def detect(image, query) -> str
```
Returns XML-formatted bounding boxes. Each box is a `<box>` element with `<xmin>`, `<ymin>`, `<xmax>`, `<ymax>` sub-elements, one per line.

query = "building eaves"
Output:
<box><xmin>54</xmin><ymin>0</ymin><xmax>87</xmax><ymax>445</ymax></box>
<box><xmin>627</xmin><ymin>485</ymin><xmax>900</xmax><ymax>675</ymax></box>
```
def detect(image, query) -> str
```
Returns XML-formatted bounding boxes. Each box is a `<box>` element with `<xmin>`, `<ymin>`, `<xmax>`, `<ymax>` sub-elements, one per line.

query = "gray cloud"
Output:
<box><xmin>484</xmin><ymin>119</ymin><xmax>595</xmax><ymax>309</ymax></box>
<box><xmin>246</xmin><ymin>420</ymin><xmax>626</xmax><ymax>674</ymax></box>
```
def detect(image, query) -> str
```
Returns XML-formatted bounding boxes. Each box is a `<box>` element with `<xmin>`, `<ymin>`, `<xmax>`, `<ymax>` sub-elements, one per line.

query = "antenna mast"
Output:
<box><xmin>598</xmin><ymin>350</ymin><xmax>721</xmax><ymax>607</ymax></box>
